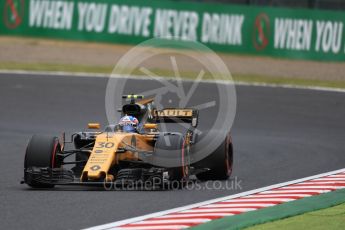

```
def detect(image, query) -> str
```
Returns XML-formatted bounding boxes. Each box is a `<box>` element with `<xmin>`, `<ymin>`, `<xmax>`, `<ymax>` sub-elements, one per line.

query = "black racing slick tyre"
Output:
<box><xmin>196</xmin><ymin>132</ymin><xmax>233</xmax><ymax>181</ymax></box>
<box><xmin>24</xmin><ymin>135</ymin><xmax>61</xmax><ymax>188</ymax></box>
<box><xmin>154</xmin><ymin>133</ymin><xmax>189</xmax><ymax>183</ymax></box>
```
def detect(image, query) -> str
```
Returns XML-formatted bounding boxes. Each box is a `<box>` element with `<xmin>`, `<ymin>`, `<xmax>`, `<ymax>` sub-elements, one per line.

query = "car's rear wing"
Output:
<box><xmin>153</xmin><ymin>108</ymin><xmax>198</xmax><ymax>127</ymax></box>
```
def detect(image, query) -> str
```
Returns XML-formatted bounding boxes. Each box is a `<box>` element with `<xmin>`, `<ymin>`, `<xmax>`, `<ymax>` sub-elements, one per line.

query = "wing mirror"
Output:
<box><xmin>143</xmin><ymin>123</ymin><xmax>158</xmax><ymax>130</ymax></box>
<box><xmin>88</xmin><ymin>123</ymin><xmax>101</xmax><ymax>129</ymax></box>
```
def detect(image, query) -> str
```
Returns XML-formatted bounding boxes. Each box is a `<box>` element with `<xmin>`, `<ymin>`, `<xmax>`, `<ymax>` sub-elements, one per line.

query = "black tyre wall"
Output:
<box><xmin>24</xmin><ymin>135</ymin><xmax>61</xmax><ymax>188</ymax></box>
<box><xmin>25</xmin><ymin>135</ymin><xmax>60</xmax><ymax>169</ymax></box>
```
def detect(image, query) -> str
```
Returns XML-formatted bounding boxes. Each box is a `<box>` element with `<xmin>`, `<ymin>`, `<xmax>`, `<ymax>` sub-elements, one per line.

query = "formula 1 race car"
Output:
<box><xmin>23</xmin><ymin>95</ymin><xmax>233</xmax><ymax>189</ymax></box>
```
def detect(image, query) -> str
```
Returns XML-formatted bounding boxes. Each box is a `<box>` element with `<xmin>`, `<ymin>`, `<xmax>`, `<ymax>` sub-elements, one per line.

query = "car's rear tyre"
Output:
<box><xmin>154</xmin><ymin>133</ymin><xmax>189</xmax><ymax>186</ymax></box>
<box><xmin>196</xmin><ymin>132</ymin><xmax>233</xmax><ymax>181</ymax></box>
<box><xmin>24</xmin><ymin>135</ymin><xmax>61</xmax><ymax>188</ymax></box>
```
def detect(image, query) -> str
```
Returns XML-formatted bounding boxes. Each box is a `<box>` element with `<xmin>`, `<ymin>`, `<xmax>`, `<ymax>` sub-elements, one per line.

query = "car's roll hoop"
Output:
<box><xmin>122</xmin><ymin>94</ymin><xmax>144</xmax><ymax>104</ymax></box>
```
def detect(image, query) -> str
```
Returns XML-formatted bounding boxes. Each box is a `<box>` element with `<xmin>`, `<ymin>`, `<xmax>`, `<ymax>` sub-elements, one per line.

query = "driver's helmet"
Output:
<box><xmin>118</xmin><ymin>115</ymin><xmax>139</xmax><ymax>132</ymax></box>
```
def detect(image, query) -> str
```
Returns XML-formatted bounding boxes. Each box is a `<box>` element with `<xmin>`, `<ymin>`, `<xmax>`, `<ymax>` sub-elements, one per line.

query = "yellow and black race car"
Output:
<box><xmin>22</xmin><ymin>95</ymin><xmax>233</xmax><ymax>189</ymax></box>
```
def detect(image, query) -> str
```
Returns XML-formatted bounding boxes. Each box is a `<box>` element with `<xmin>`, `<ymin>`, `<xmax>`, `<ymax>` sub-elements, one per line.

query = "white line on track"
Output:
<box><xmin>260</xmin><ymin>189</ymin><xmax>333</xmax><ymax>193</ymax></box>
<box><xmin>325</xmin><ymin>175</ymin><xmax>345</xmax><ymax>178</ymax></box>
<box><xmin>116</xmin><ymin>225</ymin><xmax>190</xmax><ymax>229</ymax></box>
<box><xmin>291</xmin><ymin>181</ymin><xmax>345</xmax><ymax>184</ymax></box>
<box><xmin>310</xmin><ymin>178</ymin><xmax>345</xmax><ymax>181</ymax></box>
<box><xmin>278</xmin><ymin>186</ymin><xmax>343</xmax><ymax>189</ymax></box>
<box><xmin>130</xmin><ymin>219</ymin><xmax>211</xmax><ymax>224</ymax></box>
<box><xmin>223</xmin><ymin>198</ymin><xmax>295</xmax><ymax>202</ymax></box>
<box><xmin>180</xmin><ymin>208</ymin><xmax>258</xmax><ymax>212</ymax></box>
<box><xmin>246</xmin><ymin>194</ymin><xmax>312</xmax><ymax>198</ymax></box>
<box><xmin>1</xmin><ymin>69</ymin><xmax>345</xmax><ymax>93</ymax></box>
<box><xmin>154</xmin><ymin>213</ymin><xmax>234</xmax><ymax>218</ymax></box>
<box><xmin>201</xmin><ymin>203</ymin><xmax>275</xmax><ymax>208</ymax></box>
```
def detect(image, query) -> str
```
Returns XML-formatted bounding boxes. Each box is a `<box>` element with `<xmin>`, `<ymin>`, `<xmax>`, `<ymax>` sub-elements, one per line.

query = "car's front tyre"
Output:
<box><xmin>24</xmin><ymin>135</ymin><xmax>61</xmax><ymax>188</ymax></box>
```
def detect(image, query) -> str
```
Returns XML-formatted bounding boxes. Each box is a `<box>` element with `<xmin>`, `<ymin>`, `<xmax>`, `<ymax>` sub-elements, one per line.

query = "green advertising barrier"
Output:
<box><xmin>1</xmin><ymin>0</ymin><xmax>345</xmax><ymax>61</ymax></box>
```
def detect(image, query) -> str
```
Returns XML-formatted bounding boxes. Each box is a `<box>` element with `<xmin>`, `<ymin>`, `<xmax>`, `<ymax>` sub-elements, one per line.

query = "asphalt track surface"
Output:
<box><xmin>0</xmin><ymin>73</ymin><xmax>344</xmax><ymax>230</ymax></box>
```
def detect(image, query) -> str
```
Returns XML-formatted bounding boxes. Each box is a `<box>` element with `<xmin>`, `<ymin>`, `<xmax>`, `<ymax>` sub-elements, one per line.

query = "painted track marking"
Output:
<box><xmin>84</xmin><ymin>168</ymin><xmax>345</xmax><ymax>230</ymax></box>
<box><xmin>1</xmin><ymin>70</ymin><xmax>345</xmax><ymax>93</ymax></box>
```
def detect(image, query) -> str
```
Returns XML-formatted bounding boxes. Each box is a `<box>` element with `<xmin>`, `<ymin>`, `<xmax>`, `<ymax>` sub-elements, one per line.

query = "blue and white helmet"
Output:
<box><xmin>118</xmin><ymin>115</ymin><xmax>139</xmax><ymax>132</ymax></box>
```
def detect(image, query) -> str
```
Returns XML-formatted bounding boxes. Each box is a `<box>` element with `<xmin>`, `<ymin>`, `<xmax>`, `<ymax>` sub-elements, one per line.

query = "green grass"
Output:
<box><xmin>0</xmin><ymin>62</ymin><xmax>113</xmax><ymax>74</ymax></box>
<box><xmin>1</xmin><ymin>62</ymin><xmax>345</xmax><ymax>89</ymax></box>
<box><xmin>245</xmin><ymin>202</ymin><xmax>345</xmax><ymax>230</ymax></box>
